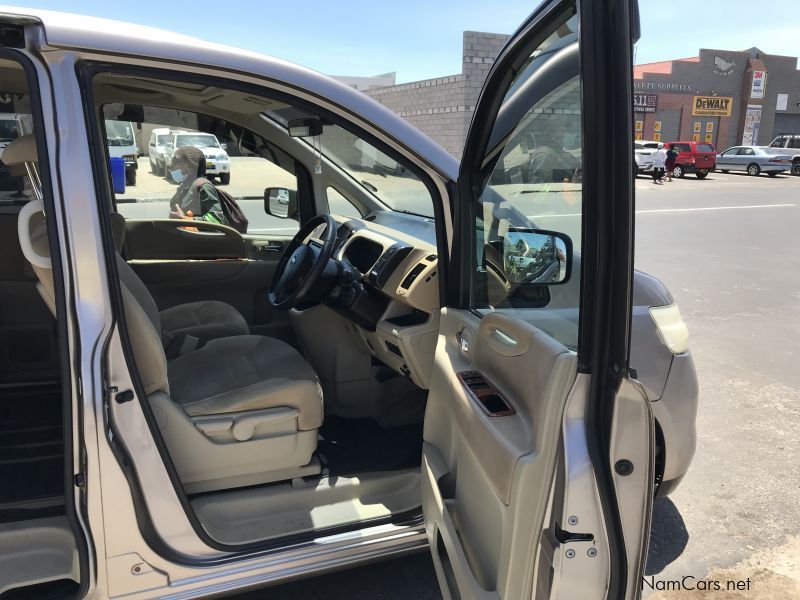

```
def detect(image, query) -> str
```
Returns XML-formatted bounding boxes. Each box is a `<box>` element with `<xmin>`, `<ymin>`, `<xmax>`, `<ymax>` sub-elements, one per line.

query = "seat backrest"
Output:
<box><xmin>9</xmin><ymin>135</ymin><xmax>169</xmax><ymax>396</ymax></box>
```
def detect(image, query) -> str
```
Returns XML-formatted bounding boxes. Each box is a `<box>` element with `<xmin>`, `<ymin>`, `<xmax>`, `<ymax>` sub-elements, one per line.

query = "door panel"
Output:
<box><xmin>423</xmin><ymin>309</ymin><xmax>577</xmax><ymax>597</ymax></box>
<box><xmin>426</xmin><ymin>0</ymin><xmax>649</xmax><ymax>597</ymax></box>
<box><xmin>124</xmin><ymin>219</ymin><xmax>248</xmax><ymax>260</ymax></box>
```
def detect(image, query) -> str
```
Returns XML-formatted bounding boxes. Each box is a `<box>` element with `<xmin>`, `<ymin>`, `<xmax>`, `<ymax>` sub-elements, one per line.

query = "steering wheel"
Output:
<box><xmin>268</xmin><ymin>214</ymin><xmax>338</xmax><ymax>310</ymax></box>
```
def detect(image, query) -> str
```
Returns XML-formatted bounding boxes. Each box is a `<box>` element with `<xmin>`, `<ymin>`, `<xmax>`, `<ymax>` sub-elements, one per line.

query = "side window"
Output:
<box><xmin>0</xmin><ymin>102</ymin><xmax>34</xmax><ymax>204</ymax></box>
<box><xmin>790</xmin><ymin>138</ymin><xmax>800</xmax><ymax>149</ymax></box>
<box><xmin>471</xmin><ymin>10</ymin><xmax>580</xmax><ymax>348</ymax></box>
<box><xmin>327</xmin><ymin>186</ymin><xmax>362</xmax><ymax>219</ymax></box>
<box><xmin>770</xmin><ymin>137</ymin><xmax>786</xmax><ymax>148</ymax></box>
<box><xmin>98</xmin><ymin>100</ymin><xmax>300</xmax><ymax>236</ymax></box>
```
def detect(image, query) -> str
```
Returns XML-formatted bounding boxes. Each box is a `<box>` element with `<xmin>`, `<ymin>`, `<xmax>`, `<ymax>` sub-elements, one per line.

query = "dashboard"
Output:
<box><xmin>308</xmin><ymin>215</ymin><xmax>441</xmax><ymax>388</ymax></box>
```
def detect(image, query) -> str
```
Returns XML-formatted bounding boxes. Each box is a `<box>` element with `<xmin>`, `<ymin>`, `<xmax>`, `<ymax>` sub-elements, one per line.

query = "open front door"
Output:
<box><xmin>422</xmin><ymin>1</ymin><xmax>653</xmax><ymax>598</ymax></box>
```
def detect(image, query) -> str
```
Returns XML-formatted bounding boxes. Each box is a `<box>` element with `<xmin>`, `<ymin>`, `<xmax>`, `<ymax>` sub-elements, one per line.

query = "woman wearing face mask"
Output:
<box><xmin>167</xmin><ymin>145</ymin><xmax>224</xmax><ymax>224</ymax></box>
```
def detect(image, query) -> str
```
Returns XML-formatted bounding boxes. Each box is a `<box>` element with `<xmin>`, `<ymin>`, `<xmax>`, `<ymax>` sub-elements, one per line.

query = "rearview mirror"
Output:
<box><xmin>503</xmin><ymin>228</ymin><xmax>572</xmax><ymax>285</ymax></box>
<box><xmin>287</xmin><ymin>118</ymin><xmax>323</xmax><ymax>138</ymax></box>
<box><xmin>264</xmin><ymin>187</ymin><xmax>299</xmax><ymax>219</ymax></box>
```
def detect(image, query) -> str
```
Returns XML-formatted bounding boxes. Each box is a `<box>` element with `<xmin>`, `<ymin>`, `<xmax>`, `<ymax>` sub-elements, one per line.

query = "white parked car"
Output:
<box><xmin>634</xmin><ymin>139</ymin><xmax>663</xmax><ymax>176</ymax></box>
<box><xmin>163</xmin><ymin>130</ymin><xmax>231</xmax><ymax>184</ymax></box>
<box><xmin>147</xmin><ymin>126</ymin><xmax>171</xmax><ymax>175</ymax></box>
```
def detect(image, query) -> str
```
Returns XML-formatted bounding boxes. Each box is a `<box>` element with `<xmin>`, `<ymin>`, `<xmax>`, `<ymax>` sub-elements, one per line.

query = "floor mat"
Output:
<box><xmin>317</xmin><ymin>416</ymin><xmax>423</xmax><ymax>476</ymax></box>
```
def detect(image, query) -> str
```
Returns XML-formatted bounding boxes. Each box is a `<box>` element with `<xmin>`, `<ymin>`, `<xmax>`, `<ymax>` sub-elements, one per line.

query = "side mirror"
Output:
<box><xmin>502</xmin><ymin>228</ymin><xmax>572</xmax><ymax>285</ymax></box>
<box><xmin>264</xmin><ymin>187</ymin><xmax>299</xmax><ymax>219</ymax></box>
<box><xmin>220</xmin><ymin>142</ymin><xmax>227</xmax><ymax>150</ymax></box>
<box><xmin>287</xmin><ymin>118</ymin><xmax>323</xmax><ymax>138</ymax></box>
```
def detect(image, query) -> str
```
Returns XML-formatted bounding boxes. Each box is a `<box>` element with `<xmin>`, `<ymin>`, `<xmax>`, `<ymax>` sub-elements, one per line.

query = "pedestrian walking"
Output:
<box><xmin>651</xmin><ymin>145</ymin><xmax>667</xmax><ymax>184</ymax></box>
<box><xmin>665</xmin><ymin>144</ymin><xmax>678</xmax><ymax>182</ymax></box>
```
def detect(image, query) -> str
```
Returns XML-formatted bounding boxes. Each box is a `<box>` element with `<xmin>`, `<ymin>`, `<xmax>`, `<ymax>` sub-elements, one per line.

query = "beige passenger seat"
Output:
<box><xmin>108</xmin><ymin>211</ymin><xmax>251</xmax><ymax>351</ymax></box>
<box><xmin>9</xmin><ymin>134</ymin><xmax>323</xmax><ymax>493</ymax></box>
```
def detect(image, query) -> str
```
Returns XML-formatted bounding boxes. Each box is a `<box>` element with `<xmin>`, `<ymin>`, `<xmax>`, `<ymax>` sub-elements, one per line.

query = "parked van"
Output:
<box><xmin>105</xmin><ymin>119</ymin><xmax>138</xmax><ymax>185</ymax></box>
<box><xmin>147</xmin><ymin>127</ymin><xmax>171</xmax><ymax>175</ymax></box>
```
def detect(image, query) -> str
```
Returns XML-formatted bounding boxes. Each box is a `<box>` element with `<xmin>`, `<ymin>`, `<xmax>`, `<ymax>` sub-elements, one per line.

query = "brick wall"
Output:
<box><xmin>365</xmin><ymin>31</ymin><xmax>510</xmax><ymax>159</ymax></box>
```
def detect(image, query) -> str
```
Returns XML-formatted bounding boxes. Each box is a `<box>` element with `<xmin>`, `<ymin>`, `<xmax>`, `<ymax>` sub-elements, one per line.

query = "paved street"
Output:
<box><xmin>228</xmin><ymin>170</ymin><xmax>800</xmax><ymax>599</ymax></box>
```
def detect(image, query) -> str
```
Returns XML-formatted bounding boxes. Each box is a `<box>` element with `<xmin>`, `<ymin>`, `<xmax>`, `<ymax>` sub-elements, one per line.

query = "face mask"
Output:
<box><xmin>171</xmin><ymin>168</ymin><xmax>186</xmax><ymax>183</ymax></box>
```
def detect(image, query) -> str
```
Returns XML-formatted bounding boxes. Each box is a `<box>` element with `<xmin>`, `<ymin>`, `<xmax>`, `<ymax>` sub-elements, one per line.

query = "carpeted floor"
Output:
<box><xmin>317</xmin><ymin>415</ymin><xmax>424</xmax><ymax>476</ymax></box>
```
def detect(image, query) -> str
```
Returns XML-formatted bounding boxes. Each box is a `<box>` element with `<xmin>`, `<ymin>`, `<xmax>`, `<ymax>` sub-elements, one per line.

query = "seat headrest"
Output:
<box><xmin>110</xmin><ymin>212</ymin><xmax>126</xmax><ymax>252</ymax></box>
<box><xmin>2</xmin><ymin>134</ymin><xmax>37</xmax><ymax>166</ymax></box>
<box><xmin>18</xmin><ymin>199</ymin><xmax>51</xmax><ymax>270</ymax></box>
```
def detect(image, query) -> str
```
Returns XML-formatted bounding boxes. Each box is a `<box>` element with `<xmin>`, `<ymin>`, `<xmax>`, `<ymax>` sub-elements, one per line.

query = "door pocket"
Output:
<box><xmin>422</xmin><ymin>446</ymin><xmax>499</xmax><ymax>598</ymax></box>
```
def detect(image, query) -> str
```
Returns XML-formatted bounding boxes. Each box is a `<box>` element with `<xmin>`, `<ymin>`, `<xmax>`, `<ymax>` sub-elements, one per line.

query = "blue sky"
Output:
<box><xmin>7</xmin><ymin>1</ymin><xmax>799</xmax><ymax>83</ymax></box>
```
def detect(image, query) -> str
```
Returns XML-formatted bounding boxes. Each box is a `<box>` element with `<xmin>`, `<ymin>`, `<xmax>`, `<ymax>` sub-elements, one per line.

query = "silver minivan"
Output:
<box><xmin>0</xmin><ymin>1</ymin><xmax>664</xmax><ymax>598</ymax></box>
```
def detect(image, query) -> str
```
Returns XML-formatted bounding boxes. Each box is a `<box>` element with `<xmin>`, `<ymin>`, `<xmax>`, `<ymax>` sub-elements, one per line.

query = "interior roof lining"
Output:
<box><xmin>94</xmin><ymin>72</ymin><xmax>286</xmax><ymax>115</ymax></box>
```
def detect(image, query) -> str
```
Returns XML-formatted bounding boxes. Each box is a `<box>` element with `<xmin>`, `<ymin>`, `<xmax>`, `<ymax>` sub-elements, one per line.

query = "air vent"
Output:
<box><xmin>425</xmin><ymin>254</ymin><xmax>437</xmax><ymax>262</ymax></box>
<box><xmin>400</xmin><ymin>262</ymin><xmax>427</xmax><ymax>289</ymax></box>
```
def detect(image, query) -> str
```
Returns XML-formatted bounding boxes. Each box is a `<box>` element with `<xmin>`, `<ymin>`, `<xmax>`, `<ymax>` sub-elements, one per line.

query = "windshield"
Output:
<box><xmin>105</xmin><ymin>120</ymin><xmax>134</xmax><ymax>145</ymax></box>
<box><xmin>156</xmin><ymin>134</ymin><xmax>168</xmax><ymax>144</ymax></box>
<box><xmin>265</xmin><ymin>109</ymin><xmax>434</xmax><ymax>218</ymax></box>
<box><xmin>175</xmin><ymin>134</ymin><xmax>220</xmax><ymax>148</ymax></box>
<box><xmin>175</xmin><ymin>133</ymin><xmax>219</xmax><ymax>148</ymax></box>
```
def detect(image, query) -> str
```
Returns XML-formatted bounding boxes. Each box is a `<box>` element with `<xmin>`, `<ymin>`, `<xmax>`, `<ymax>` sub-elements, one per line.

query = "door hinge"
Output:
<box><xmin>555</xmin><ymin>522</ymin><xmax>594</xmax><ymax>544</ymax></box>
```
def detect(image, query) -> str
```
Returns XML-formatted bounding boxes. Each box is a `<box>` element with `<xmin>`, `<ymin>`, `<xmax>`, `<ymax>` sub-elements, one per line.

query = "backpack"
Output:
<box><xmin>192</xmin><ymin>177</ymin><xmax>249</xmax><ymax>234</ymax></box>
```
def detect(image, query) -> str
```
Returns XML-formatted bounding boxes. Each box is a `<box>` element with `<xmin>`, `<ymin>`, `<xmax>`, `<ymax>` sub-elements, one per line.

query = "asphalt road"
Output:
<box><xmin>225</xmin><ymin>170</ymin><xmax>800</xmax><ymax>599</ymax></box>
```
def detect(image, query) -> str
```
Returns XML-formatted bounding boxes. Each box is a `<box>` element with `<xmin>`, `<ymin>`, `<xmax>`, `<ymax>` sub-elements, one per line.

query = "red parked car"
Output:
<box><xmin>664</xmin><ymin>140</ymin><xmax>716</xmax><ymax>179</ymax></box>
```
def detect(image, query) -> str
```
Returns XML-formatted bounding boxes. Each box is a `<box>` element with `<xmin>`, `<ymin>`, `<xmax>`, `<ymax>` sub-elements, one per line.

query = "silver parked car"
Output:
<box><xmin>716</xmin><ymin>145</ymin><xmax>792</xmax><ymax>176</ymax></box>
<box><xmin>0</xmin><ymin>2</ymin><xmax>693</xmax><ymax>598</ymax></box>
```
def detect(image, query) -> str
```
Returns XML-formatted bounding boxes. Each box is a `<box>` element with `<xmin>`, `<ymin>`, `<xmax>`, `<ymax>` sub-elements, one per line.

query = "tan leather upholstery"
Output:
<box><xmin>169</xmin><ymin>335</ymin><xmax>323</xmax><ymax>430</ymax></box>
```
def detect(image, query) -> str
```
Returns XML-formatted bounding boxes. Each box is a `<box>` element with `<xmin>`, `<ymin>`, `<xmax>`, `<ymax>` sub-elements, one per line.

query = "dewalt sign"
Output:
<box><xmin>692</xmin><ymin>96</ymin><xmax>733</xmax><ymax>117</ymax></box>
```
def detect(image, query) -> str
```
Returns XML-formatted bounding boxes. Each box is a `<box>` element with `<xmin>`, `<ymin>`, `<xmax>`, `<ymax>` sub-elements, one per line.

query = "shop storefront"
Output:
<box><xmin>633</xmin><ymin>47</ymin><xmax>800</xmax><ymax>149</ymax></box>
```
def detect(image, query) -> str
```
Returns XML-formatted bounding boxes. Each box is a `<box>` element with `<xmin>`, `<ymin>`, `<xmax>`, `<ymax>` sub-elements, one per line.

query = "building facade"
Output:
<box><xmin>364</xmin><ymin>32</ymin><xmax>511</xmax><ymax>159</ymax></box>
<box><xmin>634</xmin><ymin>48</ymin><xmax>800</xmax><ymax>149</ymax></box>
<box><xmin>360</xmin><ymin>38</ymin><xmax>800</xmax><ymax>157</ymax></box>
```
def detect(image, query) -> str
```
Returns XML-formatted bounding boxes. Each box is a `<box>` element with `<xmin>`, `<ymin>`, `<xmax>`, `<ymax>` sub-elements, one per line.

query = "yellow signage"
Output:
<box><xmin>692</xmin><ymin>96</ymin><xmax>733</xmax><ymax>117</ymax></box>
<box><xmin>705</xmin><ymin>133</ymin><xmax>713</xmax><ymax>143</ymax></box>
<box><xmin>706</xmin><ymin>122</ymin><xmax>714</xmax><ymax>133</ymax></box>
<box><xmin>635</xmin><ymin>132</ymin><xmax>643</xmax><ymax>140</ymax></box>
<box><xmin>693</xmin><ymin>122</ymin><xmax>701</xmax><ymax>133</ymax></box>
<box><xmin>635</xmin><ymin>120</ymin><xmax>643</xmax><ymax>132</ymax></box>
<box><xmin>692</xmin><ymin>133</ymin><xmax>701</xmax><ymax>142</ymax></box>
<box><xmin>654</xmin><ymin>121</ymin><xmax>662</xmax><ymax>132</ymax></box>
<box><xmin>653</xmin><ymin>132</ymin><xmax>661</xmax><ymax>142</ymax></box>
